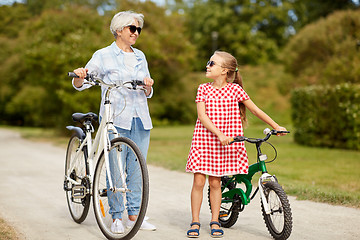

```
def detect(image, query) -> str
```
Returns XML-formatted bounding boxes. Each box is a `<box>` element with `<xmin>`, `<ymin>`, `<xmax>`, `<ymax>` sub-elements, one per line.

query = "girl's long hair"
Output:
<box><xmin>214</xmin><ymin>50</ymin><xmax>247</xmax><ymax>125</ymax></box>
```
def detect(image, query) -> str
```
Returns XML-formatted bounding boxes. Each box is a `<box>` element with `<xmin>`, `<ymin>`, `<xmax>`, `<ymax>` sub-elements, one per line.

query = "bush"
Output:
<box><xmin>0</xmin><ymin>2</ymin><xmax>197</xmax><ymax>129</ymax></box>
<box><xmin>291</xmin><ymin>83</ymin><xmax>360</xmax><ymax>150</ymax></box>
<box><xmin>281</xmin><ymin>9</ymin><xmax>360</xmax><ymax>90</ymax></box>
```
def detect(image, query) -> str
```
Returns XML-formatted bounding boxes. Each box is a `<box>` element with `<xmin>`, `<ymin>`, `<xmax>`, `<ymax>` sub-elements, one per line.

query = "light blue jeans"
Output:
<box><xmin>105</xmin><ymin>117</ymin><xmax>150</xmax><ymax>219</ymax></box>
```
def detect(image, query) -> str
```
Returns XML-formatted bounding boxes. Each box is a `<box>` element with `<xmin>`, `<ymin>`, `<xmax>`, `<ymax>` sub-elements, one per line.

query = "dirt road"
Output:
<box><xmin>0</xmin><ymin>128</ymin><xmax>359</xmax><ymax>240</ymax></box>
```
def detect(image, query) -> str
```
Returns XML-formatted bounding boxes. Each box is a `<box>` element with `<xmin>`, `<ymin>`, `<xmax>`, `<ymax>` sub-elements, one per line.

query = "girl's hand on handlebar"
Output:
<box><xmin>275</xmin><ymin>126</ymin><xmax>288</xmax><ymax>136</ymax></box>
<box><xmin>218</xmin><ymin>134</ymin><xmax>233</xmax><ymax>146</ymax></box>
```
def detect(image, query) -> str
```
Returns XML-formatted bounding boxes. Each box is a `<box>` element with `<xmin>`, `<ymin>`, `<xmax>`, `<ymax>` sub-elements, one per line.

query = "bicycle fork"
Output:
<box><xmin>257</xmin><ymin>152</ymin><xmax>277</xmax><ymax>215</ymax></box>
<box><xmin>103</xmin><ymin>127</ymin><xmax>130</xmax><ymax>194</ymax></box>
<box><xmin>258</xmin><ymin>172</ymin><xmax>278</xmax><ymax>214</ymax></box>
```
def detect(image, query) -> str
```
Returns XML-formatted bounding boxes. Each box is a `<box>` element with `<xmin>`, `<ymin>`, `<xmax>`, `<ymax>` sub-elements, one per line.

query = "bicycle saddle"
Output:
<box><xmin>72</xmin><ymin>112</ymin><xmax>98</xmax><ymax>123</ymax></box>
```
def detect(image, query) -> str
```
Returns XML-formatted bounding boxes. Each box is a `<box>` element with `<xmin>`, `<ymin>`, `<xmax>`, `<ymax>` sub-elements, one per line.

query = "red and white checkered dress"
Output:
<box><xmin>186</xmin><ymin>82</ymin><xmax>250</xmax><ymax>176</ymax></box>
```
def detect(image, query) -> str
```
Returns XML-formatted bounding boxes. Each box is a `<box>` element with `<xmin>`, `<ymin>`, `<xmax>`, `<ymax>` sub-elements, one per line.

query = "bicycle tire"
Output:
<box><xmin>64</xmin><ymin>135</ymin><xmax>91</xmax><ymax>223</ymax></box>
<box><xmin>208</xmin><ymin>177</ymin><xmax>240</xmax><ymax>228</ymax></box>
<box><xmin>93</xmin><ymin>137</ymin><xmax>149</xmax><ymax>240</ymax></box>
<box><xmin>261</xmin><ymin>181</ymin><xmax>292</xmax><ymax>240</ymax></box>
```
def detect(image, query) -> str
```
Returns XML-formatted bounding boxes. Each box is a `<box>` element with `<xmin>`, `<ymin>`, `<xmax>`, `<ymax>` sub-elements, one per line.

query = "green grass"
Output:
<box><xmin>147</xmin><ymin>124</ymin><xmax>360</xmax><ymax>208</ymax></box>
<box><xmin>4</xmin><ymin>126</ymin><xmax>69</xmax><ymax>146</ymax></box>
<box><xmin>148</xmin><ymin>125</ymin><xmax>194</xmax><ymax>171</ymax></box>
<box><xmin>0</xmin><ymin>219</ymin><xmax>19</xmax><ymax>240</ymax></box>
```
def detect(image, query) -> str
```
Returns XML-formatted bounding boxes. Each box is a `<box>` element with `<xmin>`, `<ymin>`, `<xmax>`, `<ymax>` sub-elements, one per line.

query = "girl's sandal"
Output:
<box><xmin>187</xmin><ymin>222</ymin><xmax>201</xmax><ymax>238</ymax></box>
<box><xmin>210</xmin><ymin>221</ymin><xmax>224</xmax><ymax>238</ymax></box>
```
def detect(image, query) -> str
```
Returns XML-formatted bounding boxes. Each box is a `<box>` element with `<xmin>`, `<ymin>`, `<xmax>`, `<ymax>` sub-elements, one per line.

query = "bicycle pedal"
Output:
<box><xmin>219</xmin><ymin>211</ymin><xmax>228</xmax><ymax>218</ymax></box>
<box><xmin>72</xmin><ymin>185</ymin><xmax>87</xmax><ymax>199</ymax></box>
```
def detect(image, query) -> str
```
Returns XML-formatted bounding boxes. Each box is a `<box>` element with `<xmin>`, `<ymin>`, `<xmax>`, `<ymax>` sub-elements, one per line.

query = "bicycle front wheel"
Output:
<box><xmin>64</xmin><ymin>135</ymin><xmax>90</xmax><ymax>223</ymax></box>
<box><xmin>93</xmin><ymin>137</ymin><xmax>149</xmax><ymax>240</ymax></box>
<box><xmin>261</xmin><ymin>181</ymin><xmax>292</xmax><ymax>240</ymax></box>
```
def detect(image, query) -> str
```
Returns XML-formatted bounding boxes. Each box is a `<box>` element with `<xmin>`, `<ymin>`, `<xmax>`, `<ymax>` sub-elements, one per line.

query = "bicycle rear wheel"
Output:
<box><xmin>208</xmin><ymin>176</ymin><xmax>240</xmax><ymax>228</ymax></box>
<box><xmin>261</xmin><ymin>181</ymin><xmax>292</xmax><ymax>240</ymax></box>
<box><xmin>64</xmin><ymin>135</ymin><xmax>90</xmax><ymax>223</ymax></box>
<box><xmin>93</xmin><ymin>137</ymin><xmax>149</xmax><ymax>240</ymax></box>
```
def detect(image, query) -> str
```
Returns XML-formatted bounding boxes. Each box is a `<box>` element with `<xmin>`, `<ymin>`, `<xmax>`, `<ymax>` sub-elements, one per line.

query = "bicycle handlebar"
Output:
<box><xmin>230</xmin><ymin>128</ymin><xmax>290</xmax><ymax>144</ymax></box>
<box><xmin>67</xmin><ymin>72</ymin><xmax>145</xmax><ymax>90</ymax></box>
<box><xmin>68</xmin><ymin>72</ymin><xmax>85</xmax><ymax>79</ymax></box>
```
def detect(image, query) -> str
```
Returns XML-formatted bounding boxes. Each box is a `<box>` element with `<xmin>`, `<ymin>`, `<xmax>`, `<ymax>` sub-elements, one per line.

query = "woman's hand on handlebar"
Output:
<box><xmin>73</xmin><ymin>68</ymin><xmax>88</xmax><ymax>88</ymax></box>
<box><xmin>143</xmin><ymin>77</ymin><xmax>154</xmax><ymax>96</ymax></box>
<box><xmin>73</xmin><ymin>68</ymin><xmax>88</xmax><ymax>79</ymax></box>
<box><xmin>143</xmin><ymin>77</ymin><xmax>154</xmax><ymax>87</ymax></box>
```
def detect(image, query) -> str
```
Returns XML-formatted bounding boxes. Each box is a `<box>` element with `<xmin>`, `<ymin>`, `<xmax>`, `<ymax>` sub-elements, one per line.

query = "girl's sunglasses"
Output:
<box><xmin>207</xmin><ymin>61</ymin><xmax>216</xmax><ymax>67</ymax></box>
<box><xmin>127</xmin><ymin>25</ymin><xmax>142</xmax><ymax>35</ymax></box>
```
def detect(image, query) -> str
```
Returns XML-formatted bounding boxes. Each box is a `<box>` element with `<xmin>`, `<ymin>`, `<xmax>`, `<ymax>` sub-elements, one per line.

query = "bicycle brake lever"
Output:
<box><xmin>134</xmin><ymin>80</ymin><xmax>145</xmax><ymax>86</ymax></box>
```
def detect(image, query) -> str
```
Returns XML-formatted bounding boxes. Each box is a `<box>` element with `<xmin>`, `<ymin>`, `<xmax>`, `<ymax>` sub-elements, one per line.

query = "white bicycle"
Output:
<box><xmin>64</xmin><ymin>71</ymin><xmax>149</xmax><ymax>240</ymax></box>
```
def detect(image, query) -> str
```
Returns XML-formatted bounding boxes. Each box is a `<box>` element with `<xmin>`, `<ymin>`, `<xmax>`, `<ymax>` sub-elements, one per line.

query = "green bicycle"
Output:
<box><xmin>208</xmin><ymin>128</ymin><xmax>292</xmax><ymax>240</ymax></box>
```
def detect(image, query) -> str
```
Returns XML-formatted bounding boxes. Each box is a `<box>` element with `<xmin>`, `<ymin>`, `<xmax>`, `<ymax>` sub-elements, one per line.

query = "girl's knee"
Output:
<box><xmin>208</xmin><ymin>176</ymin><xmax>221</xmax><ymax>189</ymax></box>
<box><xmin>193</xmin><ymin>173</ymin><xmax>206</xmax><ymax>189</ymax></box>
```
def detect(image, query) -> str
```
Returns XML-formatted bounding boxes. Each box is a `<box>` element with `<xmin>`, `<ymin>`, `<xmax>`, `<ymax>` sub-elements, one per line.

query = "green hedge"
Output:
<box><xmin>291</xmin><ymin>83</ymin><xmax>360</xmax><ymax>150</ymax></box>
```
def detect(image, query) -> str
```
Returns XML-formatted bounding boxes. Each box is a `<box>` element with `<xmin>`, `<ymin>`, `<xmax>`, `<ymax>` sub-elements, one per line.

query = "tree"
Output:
<box><xmin>109</xmin><ymin>0</ymin><xmax>198</xmax><ymax>124</ymax></box>
<box><xmin>280</xmin><ymin>9</ymin><xmax>360</xmax><ymax>91</ymax></box>
<box><xmin>290</xmin><ymin>0</ymin><xmax>360</xmax><ymax>31</ymax></box>
<box><xmin>0</xmin><ymin>0</ymin><xmax>198</xmax><ymax>128</ymax></box>
<box><xmin>185</xmin><ymin>0</ymin><xmax>294</xmax><ymax>68</ymax></box>
<box><xmin>1</xmin><ymin>4</ymin><xmax>109</xmax><ymax>127</ymax></box>
<box><xmin>23</xmin><ymin>0</ymin><xmax>111</xmax><ymax>15</ymax></box>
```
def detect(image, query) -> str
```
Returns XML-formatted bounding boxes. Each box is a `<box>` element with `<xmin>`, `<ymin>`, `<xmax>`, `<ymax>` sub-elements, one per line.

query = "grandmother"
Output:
<box><xmin>72</xmin><ymin>11</ymin><xmax>155</xmax><ymax>233</ymax></box>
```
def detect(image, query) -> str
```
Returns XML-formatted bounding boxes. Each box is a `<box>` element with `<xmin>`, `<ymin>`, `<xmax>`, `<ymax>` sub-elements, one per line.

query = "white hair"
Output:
<box><xmin>110</xmin><ymin>11</ymin><xmax>144</xmax><ymax>39</ymax></box>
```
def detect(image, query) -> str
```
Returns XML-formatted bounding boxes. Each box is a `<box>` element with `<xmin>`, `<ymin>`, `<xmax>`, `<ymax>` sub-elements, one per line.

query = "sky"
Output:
<box><xmin>0</xmin><ymin>0</ymin><xmax>21</xmax><ymax>4</ymax></box>
<box><xmin>0</xmin><ymin>0</ymin><xmax>167</xmax><ymax>6</ymax></box>
<box><xmin>1</xmin><ymin>0</ymin><xmax>359</xmax><ymax>8</ymax></box>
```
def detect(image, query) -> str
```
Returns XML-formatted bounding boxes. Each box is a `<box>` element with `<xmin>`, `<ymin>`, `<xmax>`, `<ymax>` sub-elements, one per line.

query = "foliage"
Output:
<box><xmin>1</xmin><ymin>1</ymin><xmax>359</xmax><ymax>129</ymax></box>
<box><xmin>0</xmin><ymin>3</ymin><xmax>31</xmax><ymax>38</ymax></box>
<box><xmin>111</xmin><ymin>0</ymin><xmax>198</xmax><ymax>124</ymax></box>
<box><xmin>280</xmin><ymin>9</ymin><xmax>360</xmax><ymax>91</ymax></box>
<box><xmin>0</xmin><ymin>1</ymin><xmax>197</xmax><ymax>128</ymax></box>
<box><xmin>289</xmin><ymin>0</ymin><xmax>360</xmax><ymax>31</ymax></box>
<box><xmin>185</xmin><ymin>0</ymin><xmax>295</xmax><ymax>68</ymax></box>
<box><xmin>239</xmin><ymin>63</ymin><xmax>292</xmax><ymax>125</ymax></box>
<box><xmin>0</xmin><ymin>4</ymin><xmax>108</xmax><ymax>128</ymax></box>
<box><xmin>182</xmin><ymin>0</ymin><xmax>359</xmax><ymax>69</ymax></box>
<box><xmin>291</xmin><ymin>83</ymin><xmax>360</xmax><ymax>150</ymax></box>
<box><xmin>23</xmin><ymin>0</ymin><xmax>111</xmax><ymax>15</ymax></box>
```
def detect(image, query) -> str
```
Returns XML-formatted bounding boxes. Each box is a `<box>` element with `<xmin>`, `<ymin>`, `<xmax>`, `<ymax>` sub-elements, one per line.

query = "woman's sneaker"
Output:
<box><xmin>111</xmin><ymin>219</ymin><xmax>124</xmax><ymax>233</ymax></box>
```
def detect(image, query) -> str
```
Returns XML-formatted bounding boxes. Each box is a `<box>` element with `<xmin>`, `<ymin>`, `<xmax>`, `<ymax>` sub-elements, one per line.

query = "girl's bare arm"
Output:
<box><xmin>197</xmin><ymin>102</ymin><xmax>232</xmax><ymax>145</ymax></box>
<box><xmin>242</xmin><ymin>99</ymin><xmax>287</xmax><ymax>133</ymax></box>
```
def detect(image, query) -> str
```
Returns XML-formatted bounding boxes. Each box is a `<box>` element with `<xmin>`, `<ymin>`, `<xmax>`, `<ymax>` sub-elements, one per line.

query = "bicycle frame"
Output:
<box><xmin>221</xmin><ymin>135</ymin><xmax>279</xmax><ymax>213</ymax></box>
<box><xmin>221</xmin><ymin>157</ymin><xmax>267</xmax><ymax>205</ymax></box>
<box><xmin>217</xmin><ymin>129</ymin><xmax>292</xmax><ymax>239</ymax></box>
<box><xmin>65</xmin><ymin>85</ymin><xmax>128</xmax><ymax>195</ymax></box>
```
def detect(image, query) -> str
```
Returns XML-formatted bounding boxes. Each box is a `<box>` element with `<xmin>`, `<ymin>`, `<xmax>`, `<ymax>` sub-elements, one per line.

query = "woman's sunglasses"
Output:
<box><xmin>127</xmin><ymin>25</ymin><xmax>142</xmax><ymax>35</ymax></box>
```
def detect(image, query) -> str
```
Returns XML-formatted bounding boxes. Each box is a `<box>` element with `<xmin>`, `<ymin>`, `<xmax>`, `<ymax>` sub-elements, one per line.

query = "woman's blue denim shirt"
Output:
<box><xmin>72</xmin><ymin>41</ymin><xmax>153</xmax><ymax>130</ymax></box>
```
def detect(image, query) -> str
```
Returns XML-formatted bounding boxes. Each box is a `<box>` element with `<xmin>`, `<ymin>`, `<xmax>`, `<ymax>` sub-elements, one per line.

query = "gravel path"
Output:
<box><xmin>0</xmin><ymin>128</ymin><xmax>359</xmax><ymax>240</ymax></box>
